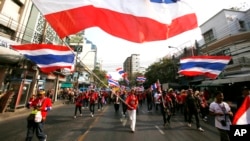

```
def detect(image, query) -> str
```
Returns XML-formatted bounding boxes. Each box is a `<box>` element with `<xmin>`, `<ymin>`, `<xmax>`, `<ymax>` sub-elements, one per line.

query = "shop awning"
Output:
<box><xmin>201</xmin><ymin>74</ymin><xmax>250</xmax><ymax>85</ymax></box>
<box><xmin>61</xmin><ymin>83</ymin><xmax>73</xmax><ymax>88</ymax></box>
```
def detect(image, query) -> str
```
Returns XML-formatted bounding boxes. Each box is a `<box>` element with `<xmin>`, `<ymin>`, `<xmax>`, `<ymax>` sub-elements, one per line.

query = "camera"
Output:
<box><xmin>220</xmin><ymin>120</ymin><xmax>227</xmax><ymax>126</ymax></box>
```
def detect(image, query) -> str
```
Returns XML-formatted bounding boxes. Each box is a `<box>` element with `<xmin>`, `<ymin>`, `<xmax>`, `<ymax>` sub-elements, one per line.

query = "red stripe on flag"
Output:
<box><xmin>179</xmin><ymin>71</ymin><xmax>218</xmax><ymax>79</ymax></box>
<box><xmin>232</xmin><ymin>96</ymin><xmax>250</xmax><ymax>125</ymax></box>
<box><xmin>44</xmin><ymin>5</ymin><xmax>197</xmax><ymax>42</ymax></box>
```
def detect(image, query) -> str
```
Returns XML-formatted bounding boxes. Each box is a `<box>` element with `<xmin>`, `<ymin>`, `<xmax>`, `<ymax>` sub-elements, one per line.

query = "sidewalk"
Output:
<box><xmin>0</xmin><ymin>100</ymin><xmax>65</xmax><ymax>121</ymax></box>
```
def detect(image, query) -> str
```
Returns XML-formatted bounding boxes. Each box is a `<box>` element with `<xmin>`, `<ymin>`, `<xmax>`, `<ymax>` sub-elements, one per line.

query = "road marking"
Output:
<box><xmin>141</xmin><ymin>110</ymin><xmax>146</xmax><ymax>114</ymax></box>
<box><xmin>155</xmin><ymin>125</ymin><xmax>165</xmax><ymax>135</ymax></box>
<box><xmin>77</xmin><ymin>106</ymin><xmax>108</xmax><ymax>141</ymax></box>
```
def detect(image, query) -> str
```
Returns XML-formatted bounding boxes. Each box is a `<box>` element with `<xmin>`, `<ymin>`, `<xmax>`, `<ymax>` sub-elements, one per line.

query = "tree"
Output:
<box><xmin>92</xmin><ymin>68</ymin><xmax>108</xmax><ymax>88</ymax></box>
<box><xmin>143</xmin><ymin>58</ymin><xmax>177</xmax><ymax>88</ymax></box>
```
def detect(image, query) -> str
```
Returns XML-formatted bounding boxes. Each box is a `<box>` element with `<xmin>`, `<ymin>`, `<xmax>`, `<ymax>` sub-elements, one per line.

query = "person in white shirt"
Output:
<box><xmin>209</xmin><ymin>91</ymin><xmax>233</xmax><ymax>141</ymax></box>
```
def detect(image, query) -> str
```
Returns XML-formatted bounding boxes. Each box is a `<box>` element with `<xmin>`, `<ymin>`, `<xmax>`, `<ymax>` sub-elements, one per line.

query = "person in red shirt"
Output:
<box><xmin>180</xmin><ymin>89</ymin><xmax>188</xmax><ymax>122</ymax></box>
<box><xmin>25</xmin><ymin>90</ymin><xmax>52</xmax><ymax>141</ymax></box>
<box><xmin>89</xmin><ymin>89</ymin><xmax>98</xmax><ymax>117</ymax></box>
<box><xmin>74</xmin><ymin>92</ymin><xmax>84</xmax><ymax>118</ymax></box>
<box><xmin>26</xmin><ymin>94</ymin><xmax>36</xmax><ymax>109</ymax></box>
<box><xmin>198</xmin><ymin>91</ymin><xmax>209</xmax><ymax>121</ymax></box>
<box><xmin>125</xmin><ymin>89</ymin><xmax>138</xmax><ymax>133</ymax></box>
<box><xmin>168</xmin><ymin>88</ymin><xmax>177</xmax><ymax>115</ymax></box>
<box><xmin>82</xmin><ymin>91</ymin><xmax>89</xmax><ymax>109</ymax></box>
<box><xmin>158</xmin><ymin>90</ymin><xmax>173</xmax><ymax>127</ymax></box>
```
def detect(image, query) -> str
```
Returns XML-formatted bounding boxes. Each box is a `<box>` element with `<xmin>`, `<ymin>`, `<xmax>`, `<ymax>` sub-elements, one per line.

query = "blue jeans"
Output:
<box><xmin>26</xmin><ymin>120</ymin><xmax>46</xmax><ymax>141</ymax></box>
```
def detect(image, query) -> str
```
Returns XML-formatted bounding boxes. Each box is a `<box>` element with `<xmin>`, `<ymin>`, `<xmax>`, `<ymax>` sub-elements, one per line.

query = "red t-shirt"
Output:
<box><xmin>126</xmin><ymin>94</ymin><xmax>138</xmax><ymax>110</ymax></box>
<box><xmin>31</xmin><ymin>97</ymin><xmax>52</xmax><ymax>120</ymax></box>
<box><xmin>89</xmin><ymin>92</ymin><xmax>98</xmax><ymax>104</ymax></box>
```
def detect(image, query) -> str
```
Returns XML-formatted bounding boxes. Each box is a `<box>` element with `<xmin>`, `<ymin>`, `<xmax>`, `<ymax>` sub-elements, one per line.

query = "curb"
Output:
<box><xmin>0</xmin><ymin>101</ymin><xmax>64</xmax><ymax>122</ymax></box>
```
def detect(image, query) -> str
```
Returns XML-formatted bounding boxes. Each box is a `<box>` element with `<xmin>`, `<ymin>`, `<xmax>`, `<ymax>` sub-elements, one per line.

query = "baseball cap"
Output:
<box><xmin>38</xmin><ymin>90</ymin><xmax>46</xmax><ymax>95</ymax></box>
<box><xmin>242</xmin><ymin>86</ymin><xmax>249</xmax><ymax>91</ymax></box>
<box><xmin>168</xmin><ymin>88</ymin><xmax>173</xmax><ymax>92</ymax></box>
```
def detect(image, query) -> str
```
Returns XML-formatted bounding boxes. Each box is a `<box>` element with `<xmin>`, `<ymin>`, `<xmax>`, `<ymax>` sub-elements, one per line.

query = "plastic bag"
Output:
<box><xmin>34</xmin><ymin>111</ymin><xmax>42</xmax><ymax>123</ymax></box>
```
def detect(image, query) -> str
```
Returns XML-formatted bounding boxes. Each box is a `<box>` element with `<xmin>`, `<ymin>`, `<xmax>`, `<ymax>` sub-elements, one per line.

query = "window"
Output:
<box><xmin>203</xmin><ymin>29</ymin><xmax>215</xmax><ymax>43</ymax></box>
<box><xmin>237</xmin><ymin>20</ymin><xmax>246</xmax><ymax>31</ymax></box>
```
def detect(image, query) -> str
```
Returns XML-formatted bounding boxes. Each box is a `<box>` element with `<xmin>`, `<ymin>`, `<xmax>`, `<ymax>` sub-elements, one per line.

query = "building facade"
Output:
<box><xmin>0</xmin><ymin>0</ymin><xmax>97</xmax><ymax>111</ymax></box>
<box><xmin>123</xmin><ymin>54</ymin><xmax>140</xmax><ymax>80</ymax></box>
<box><xmin>198</xmin><ymin>8</ymin><xmax>250</xmax><ymax>100</ymax></box>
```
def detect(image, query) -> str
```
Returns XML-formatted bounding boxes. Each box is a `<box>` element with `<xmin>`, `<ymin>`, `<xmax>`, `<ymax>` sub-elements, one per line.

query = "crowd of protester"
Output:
<box><xmin>27</xmin><ymin>85</ymin><xmax>248</xmax><ymax>139</ymax></box>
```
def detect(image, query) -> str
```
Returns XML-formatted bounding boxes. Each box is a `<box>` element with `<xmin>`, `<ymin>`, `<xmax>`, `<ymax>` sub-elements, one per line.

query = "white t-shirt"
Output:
<box><xmin>209</xmin><ymin>101</ymin><xmax>231</xmax><ymax>130</ymax></box>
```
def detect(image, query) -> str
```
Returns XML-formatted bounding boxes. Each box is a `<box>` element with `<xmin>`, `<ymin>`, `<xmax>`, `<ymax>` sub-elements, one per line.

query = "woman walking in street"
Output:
<box><xmin>74</xmin><ymin>92</ymin><xmax>83</xmax><ymax>119</ymax></box>
<box><xmin>126</xmin><ymin>89</ymin><xmax>139</xmax><ymax>133</ymax></box>
<box><xmin>159</xmin><ymin>90</ymin><xmax>173</xmax><ymax>127</ymax></box>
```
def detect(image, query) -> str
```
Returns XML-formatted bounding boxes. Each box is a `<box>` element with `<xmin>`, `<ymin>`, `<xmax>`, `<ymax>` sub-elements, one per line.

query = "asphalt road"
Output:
<box><xmin>0</xmin><ymin>101</ymin><xmax>220</xmax><ymax>141</ymax></box>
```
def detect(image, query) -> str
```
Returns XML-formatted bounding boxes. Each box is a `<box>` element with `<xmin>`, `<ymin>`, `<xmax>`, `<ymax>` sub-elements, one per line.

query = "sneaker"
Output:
<box><xmin>187</xmin><ymin>123</ymin><xmax>191</xmax><ymax>127</ymax></box>
<box><xmin>131</xmin><ymin>130</ymin><xmax>135</xmax><ymax>133</ymax></box>
<box><xmin>198</xmin><ymin>127</ymin><xmax>204</xmax><ymax>132</ymax></box>
<box><xmin>74</xmin><ymin>116</ymin><xmax>76</xmax><ymax>119</ymax></box>
<box><xmin>203</xmin><ymin>118</ymin><xmax>207</xmax><ymax>122</ymax></box>
<box><xmin>90</xmin><ymin>113</ymin><xmax>94</xmax><ymax>117</ymax></box>
<box><xmin>80</xmin><ymin>114</ymin><xmax>82</xmax><ymax>117</ymax></box>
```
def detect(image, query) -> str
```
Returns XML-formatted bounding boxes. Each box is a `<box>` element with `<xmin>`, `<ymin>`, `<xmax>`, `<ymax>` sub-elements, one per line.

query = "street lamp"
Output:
<box><xmin>168</xmin><ymin>46</ymin><xmax>180</xmax><ymax>60</ymax></box>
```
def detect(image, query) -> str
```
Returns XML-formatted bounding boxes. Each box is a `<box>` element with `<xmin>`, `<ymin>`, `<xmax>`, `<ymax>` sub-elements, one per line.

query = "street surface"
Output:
<box><xmin>0</xmin><ymin>101</ymin><xmax>220</xmax><ymax>141</ymax></box>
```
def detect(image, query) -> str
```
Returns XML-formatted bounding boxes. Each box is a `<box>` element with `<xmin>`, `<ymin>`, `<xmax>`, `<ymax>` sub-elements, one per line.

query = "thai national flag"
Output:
<box><xmin>31</xmin><ymin>0</ymin><xmax>197</xmax><ymax>43</ymax></box>
<box><xmin>151</xmin><ymin>83</ymin><xmax>157</xmax><ymax>91</ymax></box>
<box><xmin>106</xmin><ymin>73</ymin><xmax>112</xmax><ymax>79</ymax></box>
<box><xmin>108</xmin><ymin>79</ymin><xmax>120</xmax><ymax>87</ymax></box>
<box><xmin>232</xmin><ymin>95</ymin><xmax>250</xmax><ymax>125</ymax></box>
<box><xmin>116</xmin><ymin>67</ymin><xmax>126</xmax><ymax>78</ymax></box>
<box><xmin>11</xmin><ymin>44</ymin><xmax>75</xmax><ymax>73</ymax></box>
<box><xmin>179</xmin><ymin>56</ymin><xmax>232</xmax><ymax>79</ymax></box>
<box><xmin>136</xmin><ymin>76</ymin><xmax>146</xmax><ymax>82</ymax></box>
<box><xmin>124</xmin><ymin>76</ymin><xmax>130</xmax><ymax>85</ymax></box>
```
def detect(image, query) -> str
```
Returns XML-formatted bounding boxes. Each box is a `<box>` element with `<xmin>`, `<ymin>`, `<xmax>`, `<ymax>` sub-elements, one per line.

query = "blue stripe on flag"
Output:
<box><xmin>150</xmin><ymin>0</ymin><xmax>178</xmax><ymax>4</ymax></box>
<box><xmin>26</xmin><ymin>54</ymin><xmax>74</xmax><ymax>65</ymax></box>
<box><xmin>180</xmin><ymin>62</ymin><xmax>228</xmax><ymax>71</ymax></box>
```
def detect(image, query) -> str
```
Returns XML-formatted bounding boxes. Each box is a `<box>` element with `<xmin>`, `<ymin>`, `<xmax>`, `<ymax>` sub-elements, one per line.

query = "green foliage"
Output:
<box><xmin>143</xmin><ymin>58</ymin><xmax>178</xmax><ymax>88</ymax></box>
<box><xmin>92</xmin><ymin>68</ymin><xmax>108</xmax><ymax>88</ymax></box>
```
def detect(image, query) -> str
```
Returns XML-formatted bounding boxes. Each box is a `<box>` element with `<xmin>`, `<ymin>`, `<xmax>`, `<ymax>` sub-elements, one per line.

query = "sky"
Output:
<box><xmin>84</xmin><ymin>0</ymin><xmax>250</xmax><ymax>79</ymax></box>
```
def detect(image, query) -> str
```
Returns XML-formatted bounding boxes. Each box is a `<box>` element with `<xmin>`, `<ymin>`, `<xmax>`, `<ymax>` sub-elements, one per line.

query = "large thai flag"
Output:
<box><xmin>11</xmin><ymin>44</ymin><xmax>75</xmax><ymax>73</ymax></box>
<box><xmin>31</xmin><ymin>0</ymin><xmax>198</xmax><ymax>43</ymax></box>
<box><xmin>179</xmin><ymin>56</ymin><xmax>232</xmax><ymax>79</ymax></box>
<box><xmin>232</xmin><ymin>95</ymin><xmax>250</xmax><ymax>125</ymax></box>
